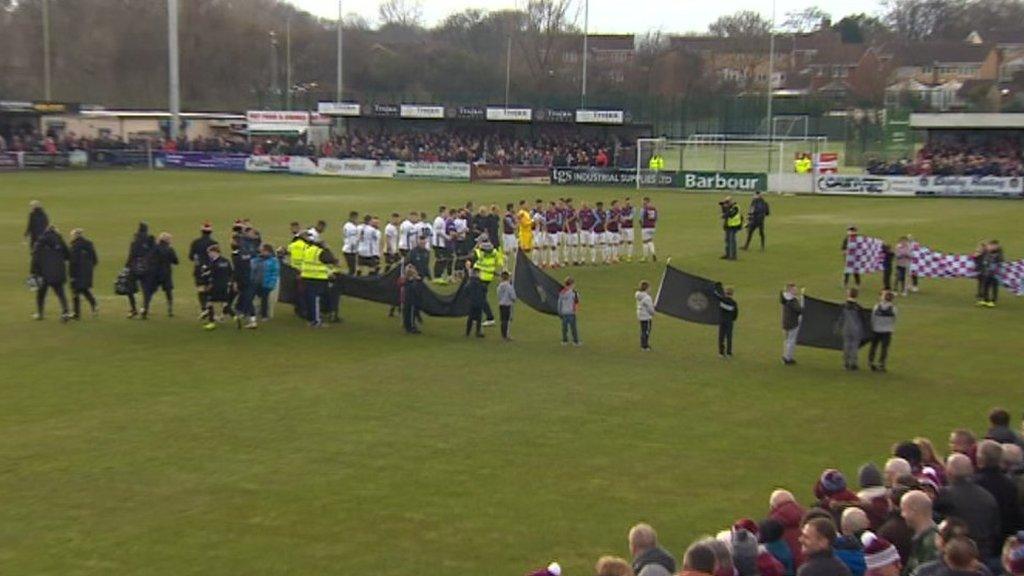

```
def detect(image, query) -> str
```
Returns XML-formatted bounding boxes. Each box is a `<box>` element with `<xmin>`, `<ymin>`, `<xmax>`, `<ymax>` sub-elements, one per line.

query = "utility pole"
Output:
<box><xmin>168</xmin><ymin>0</ymin><xmax>181</xmax><ymax>140</ymax></box>
<box><xmin>766</xmin><ymin>0</ymin><xmax>777</xmax><ymax>142</ymax></box>
<box><xmin>336</xmin><ymin>0</ymin><xmax>343</xmax><ymax>102</ymax></box>
<box><xmin>505</xmin><ymin>35</ymin><xmax>512</xmax><ymax>109</ymax></box>
<box><xmin>42</xmin><ymin>0</ymin><xmax>52</xmax><ymax>100</ymax></box>
<box><xmin>580</xmin><ymin>0</ymin><xmax>589</xmax><ymax>108</ymax></box>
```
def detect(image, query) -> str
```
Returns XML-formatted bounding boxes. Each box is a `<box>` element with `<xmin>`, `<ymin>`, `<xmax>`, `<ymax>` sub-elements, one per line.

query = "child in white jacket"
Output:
<box><xmin>636</xmin><ymin>280</ymin><xmax>655</xmax><ymax>350</ymax></box>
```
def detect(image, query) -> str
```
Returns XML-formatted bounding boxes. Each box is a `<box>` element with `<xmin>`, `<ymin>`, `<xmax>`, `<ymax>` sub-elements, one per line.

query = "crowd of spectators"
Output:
<box><xmin>548</xmin><ymin>408</ymin><xmax>1024</xmax><ymax>576</ymax></box>
<box><xmin>320</xmin><ymin>129</ymin><xmax>622</xmax><ymax>167</ymax></box>
<box><xmin>0</xmin><ymin>127</ymin><xmax>624</xmax><ymax>167</ymax></box>
<box><xmin>868</xmin><ymin>137</ymin><xmax>1024</xmax><ymax>177</ymax></box>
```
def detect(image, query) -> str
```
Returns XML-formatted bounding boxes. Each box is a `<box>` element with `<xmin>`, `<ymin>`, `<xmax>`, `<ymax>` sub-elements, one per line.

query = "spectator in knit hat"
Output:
<box><xmin>885</xmin><ymin>458</ymin><xmax>912</xmax><ymax>488</ymax></box>
<box><xmin>975</xmin><ymin>440</ymin><xmax>1024</xmax><ymax>538</ymax></box>
<box><xmin>628</xmin><ymin>524</ymin><xmax>676</xmax><ymax>576</ymax></box>
<box><xmin>816</xmin><ymin>469</ymin><xmax>860</xmax><ymax>517</ymax></box>
<box><xmin>526</xmin><ymin>561</ymin><xmax>561</xmax><ymax>576</ymax></box>
<box><xmin>760</xmin><ymin>518</ymin><xmax>796</xmax><ymax>576</ymax></box>
<box><xmin>901</xmin><ymin>490</ymin><xmax>939</xmax><ymax>574</ymax></box>
<box><xmin>797</xmin><ymin>517</ymin><xmax>852</xmax><ymax>576</ymax></box>
<box><xmin>729</xmin><ymin>528</ymin><xmax>760</xmax><ymax>576</ymax></box>
<box><xmin>878</xmin><ymin>486</ymin><xmax>914</xmax><ymax>564</ymax></box>
<box><xmin>595</xmin><ymin>556</ymin><xmax>634</xmax><ymax>576</ymax></box>
<box><xmin>861</xmin><ymin>532</ymin><xmax>902</xmax><ymax>576</ymax></box>
<box><xmin>986</xmin><ymin>408</ymin><xmax>1024</xmax><ymax>450</ymax></box>
<box><xmin>858</xmin><ymin>463</ymin><xmax>892</xmax><ymax>529</ymax></box>
<box><xmin>770</xmin><ymin>489</ymin><xmax>807</xmax><ymax>568</ymax></box>
<box><xmin>836</xmin><ymin>508</ymin><xmax>869</xmax><ymax>576</ymax></box>
<box><xmin>935</xmin><ymin>453</ymin><xmax>1001</xmax><ymax>562</ymax></box>
<box><xmin>918</xmin><ymin>467</ymin><xmax>942</xmax><ymax>500</ymax></box>
<box><xmin>1002</xmin><ymin>532</ymin><xmax>1024</xmax><ymax>576</ymax></box>
<box><xmin>679</xmin><ymin>542</ymin><xmax>717</xmax><ymax>576</ymax></box>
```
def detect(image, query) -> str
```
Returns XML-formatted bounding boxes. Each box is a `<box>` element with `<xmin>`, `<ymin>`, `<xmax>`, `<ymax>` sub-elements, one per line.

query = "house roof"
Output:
<box><xmin>560</xmin><ymin>34</ymin><xmax>635</xmax><ymax>51</ymax></box>
<box><xmin>892</xmin><ymin>41</ymin><xmax>993</xmax><ymax>66</ymax></box>
<box><xmin>669</xmin><ymin>35</ymin><xmax>781</xmax><ymax>55</ymax></box>
<box><xmin>806</xmin><ymin>44</ymin><xmax>870</xmax><ymax>67</ymax></box>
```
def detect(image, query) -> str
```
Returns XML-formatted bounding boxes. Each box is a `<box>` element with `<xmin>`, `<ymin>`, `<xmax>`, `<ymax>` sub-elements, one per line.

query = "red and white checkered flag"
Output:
<box><xmin>912</xmin><ymin>243</ymin><xmax>1024</xmax><ymax>295</ymax></box>
<box><xmin>844</xmin><ymin>235</ymin><xmax>885</xmax><ymax>274</ymax></box>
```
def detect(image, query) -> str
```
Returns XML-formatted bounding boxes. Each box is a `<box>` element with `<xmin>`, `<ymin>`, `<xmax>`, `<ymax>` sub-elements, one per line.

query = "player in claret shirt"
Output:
<box><xmin>593</xmin><ymin>201</ymin><xmax>608</xmax><ymax>265</ymax></box>
<box><xmin>545</xmin><ymin>201</ymin><xmax>562</xmax><ymax>268</ymax></box>
<box><xmin>502</xmin><ymin>203</ymin><xmax>518</xmax><ymax>262</ymax></box>
<box><xmin>620</xmin><ymin>197</ymin><xmax>636</xmax><ymax>262</ymax></box>
<box><xmin>607</xmin><ymin>199</ymin><xmax>622</xmax><ymax>264</ymax></box>
<box><xmin>531</xmin><ymin>199</ymin><xmax>546</xmax><ymax>267</ymax></box>
<box><xmin>562</xmin><ymin>198</ymin><xmax>580</xmax><ymax>266</ymax></box>
<box><xmin>640</xmin><ymin>197</ymin><xmax>658</xmax><ymax>262</ymax></box>
<box><xmin>578</xmin><ymin>201</ymin><xmax>597</xmax><ymax>265</ymax></box>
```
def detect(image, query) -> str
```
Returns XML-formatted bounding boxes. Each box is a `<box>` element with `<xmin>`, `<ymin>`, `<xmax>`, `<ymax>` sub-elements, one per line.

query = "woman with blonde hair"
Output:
<box><xmin>913</xmin><ymin>437</ymin><xmax>946</xmax><ymax>484</ymax></box>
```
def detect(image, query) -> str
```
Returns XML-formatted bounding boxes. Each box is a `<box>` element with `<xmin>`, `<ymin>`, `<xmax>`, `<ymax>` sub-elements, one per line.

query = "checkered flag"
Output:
<box><xmin>912</xmin><ymin>243</ymin><xmax>1024</xmax><ymax>295</ymax></box>
<box><xmin>844</xmin><ymin>235</ymin><xmax>885</xmax><ymax>274</ymax></box>
<box><xmin>996</xmin><ymin>259</ymin><xmax>1024</xmax><ymax>295</ymax></box>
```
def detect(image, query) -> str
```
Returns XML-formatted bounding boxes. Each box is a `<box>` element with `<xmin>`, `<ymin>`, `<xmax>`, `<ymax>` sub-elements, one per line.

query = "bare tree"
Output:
<box><xmin>708</xmin><ymin>10</ymin><xmax>772</xmax><ymax>38</ymax></box>
<box><xmin>781</xmin><ymin>6</ymin><xmax>831</xmax><ymax>33</ymax></box>
<box><xmin>378</xmin><ymin>0</ymin><xmax>423</xmax><ymax>28</ymax></box>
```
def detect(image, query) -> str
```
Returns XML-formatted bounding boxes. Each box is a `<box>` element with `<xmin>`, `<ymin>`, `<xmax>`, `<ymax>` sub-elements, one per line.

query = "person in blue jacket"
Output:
<box><xmin>251</xmin><ymin>243</ymin><xmax>280</xmax><ymax>322</ymax></box>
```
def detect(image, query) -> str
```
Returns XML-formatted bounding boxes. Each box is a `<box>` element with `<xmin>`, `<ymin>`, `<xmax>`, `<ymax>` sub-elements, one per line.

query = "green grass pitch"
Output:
<box><xmin>0</xmin><ymin>170</ymin><xmax>1021</xmax><ymax>575</ymax></box>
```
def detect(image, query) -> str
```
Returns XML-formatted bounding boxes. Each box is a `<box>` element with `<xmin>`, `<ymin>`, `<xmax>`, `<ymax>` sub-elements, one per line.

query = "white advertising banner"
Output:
<box><xmin>400</xmin><ymin>104</ymin><xmax>445</xmax><ymax>119</ymax></box>
<box><xmin>317</xmin><ymin>102</ymin><xmax>361</xmax><ymax>116</ymax></box>
<box><xmin>815</xmin><ymin>175</ymin><xmax>917</xmax><ymax>196</ymax></box>
<box><xmin>486</xmin><ymin>107</ymin><xmax>532</xmax><ymax>122</ymax></box>
<box><xmin>394</xmin><ymin>161</ymin><xmax>471</xmax><ymax>180</ymax></box>
<box><xmin>245</xmin><ymin>110</ymin><xmax>310</xmax><ymax>125</ymax></box>
<box><xmin>575</xmin><ymin>109</ymin><xmax>624</xmax><ymax>125</ymax></box>
<box><xmin>317</xmin><ymin>158</ymin><xmax>397</xmax><ymax>178</ymax></box>
<box><xmin>245</xmin><ymin>155</ymin><xmax>318</xmax><ymax>175</ymax></box>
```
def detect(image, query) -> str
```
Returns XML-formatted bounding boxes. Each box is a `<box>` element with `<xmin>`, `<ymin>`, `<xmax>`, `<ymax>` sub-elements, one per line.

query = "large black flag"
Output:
<box><xmin>335</xmin><ymin>265</ymin><xmax>402</xmax><ymax>306</ymax></box>
<box><xmin>514</xmin><ymin>250</ymin><xmax>562</xmax><ymax>316</ymax></box>
<box><xmin>278</xmin><ymin>264</ymin><xmax>298</xmax><ymax>304</ymax></box>
<box><xmin>654</xmin><ymin>264</ymin><xmax>721</xmax><ymax>325</ymax></box>
<box><xmin>796</xmin><ymin>295</ymin><xmax>873</xmax><ymax>350</ymax></box>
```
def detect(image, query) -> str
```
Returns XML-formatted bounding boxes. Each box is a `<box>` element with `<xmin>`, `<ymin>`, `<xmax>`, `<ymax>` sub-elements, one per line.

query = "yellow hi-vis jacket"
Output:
<box><xmin>473</xmin><ymin>247</ymin><xmax>504</xmax><ymax>282</ymax></box>
<box><xmin>288</xmin><ymin>238</ymin><xmax>307</xmax><ymax>270</ymax></box>
<box><xmin>301</xmin><ymin>244</ymin><xmax>330</xmax><ymax>280</ymax></box>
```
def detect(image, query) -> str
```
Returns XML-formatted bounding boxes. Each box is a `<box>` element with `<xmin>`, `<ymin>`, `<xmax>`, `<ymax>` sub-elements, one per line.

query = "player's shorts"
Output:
<box><xmin>532</xmin><ymin>233</ymin><xmax>543</xmax><ymax>249</ymax></box>
<box><xmin>595</xmin><ymin>231</ymin><xmax>607</xmax><ymax>244</ymax></box>
<box><xmin>565</xmin><ymin>231</ymin><xmax>580</xmax><ymax>246</ymax></box>
<box><xmin>622</xmin><ymin>228</ymin><xmax>635</xmax><ymax>243</ymax></box>
<box><xmin>642</xmin><ymin>228</ymin><xmax>656</xmax><ymax>242</ymax></box>
<box><xmin>581</xmin><ymin>231</ymin><xmax>594</xmax><ymax>246</ymax></box>
<box><xmin>546</xmin><ymin>232</ymin><xmax>561</xmax><ymax>247</ymax></box>
<box><xmin>608</xmin><ymin>232</ymin><xmax>621</xmax><ymax>245</ymax></box>
<box><xmin>503</xmin><ymin>234</ymin><xmax>517</xmax><ymax>250</ymax></box>
<box><xmin>358</xmin><ymin>255</ymin><xmax>380</xmax><ymax>268</ymax></box>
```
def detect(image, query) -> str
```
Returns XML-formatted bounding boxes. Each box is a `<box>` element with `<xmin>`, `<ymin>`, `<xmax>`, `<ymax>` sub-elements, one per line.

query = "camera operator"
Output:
<box><xmin>719</xmin><ymin>197</ymin><xmax>743</xmax><ymax>260</ymax></box>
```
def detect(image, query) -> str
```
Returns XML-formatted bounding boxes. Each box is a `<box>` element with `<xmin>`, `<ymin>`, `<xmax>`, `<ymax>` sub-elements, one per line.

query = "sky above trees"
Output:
<box><xmin>286</xmin><ymin>0</ymin><xmax>884</xmax><ymax>34</ymax></box>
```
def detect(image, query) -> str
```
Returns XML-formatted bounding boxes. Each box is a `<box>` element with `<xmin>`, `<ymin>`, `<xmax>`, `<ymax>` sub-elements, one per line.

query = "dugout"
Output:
<box><xmin>910</xmin><ymin>112</ymin><xmax>1024</xmax><ymax>147</ymax></box>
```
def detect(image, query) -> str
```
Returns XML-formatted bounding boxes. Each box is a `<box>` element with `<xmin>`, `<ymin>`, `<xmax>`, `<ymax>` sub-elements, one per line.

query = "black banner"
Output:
<box><xmin>21</xmin><ymin>152</ymin><xmax>70</xmax><ymax>168</ymax></box>
<box><xmin>513</xmin><ymin>250</ymin><xmax>562</xmax><ymax>316</ymax></box>
<box><xmin>90</xmin><ymin>149</ymin><xmax>151</xmax><ymax>167</ymax></box>
<box><xmin>550</xmin><ymin>166</ymin><xmax>675</xmax><ymax>187</ymax></box>
<box><xmin>796</xmin><ymin>295</ymin><xmax>873</xmax><ymax>350</ymax></box>
<box><xmin>653</xmin><ymin>265</ymin><xmax>721</xmax><ymax>325</ymax></box>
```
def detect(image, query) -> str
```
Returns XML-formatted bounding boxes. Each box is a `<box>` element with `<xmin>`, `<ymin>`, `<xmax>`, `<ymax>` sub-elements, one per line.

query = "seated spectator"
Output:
<box><xmin>935</xmin><ymin>453</ymin><xmax>1001</xmax><ymax>562</ymax></box>
<box><xmin>974</xmin><ymin>440</ymin><xmax>1024</xmax><ymax>539</ymax></box>
<box><xmin>679</xmin><ymin>541</ymin><xmax>718</xmax><ymax>576</ymax></box>
<box><xmin>836</xmin><ymin>508</ymin><xmax>869</xmax><ymax>576</ymax></box>
<box><xmin>760</xmin><ymin>518</ymin><xmax>796</xmax><ymax>576</ymax></box>
<box><xmin>987</xmin><ymin>408</ymin><xmax>1024</xmax><ymax>449</ymax></box>
<box><xmin>629</xmin><ymin>523</ymin><xmax>676</xmax><ymax>576</ymax></box>
<box><xmin>596</xmin><ymin>556</ymin><xmax>634</xmax><ymax>576</ymax></box>
<box><xmin>797</xmin><ymin>517</ymin><xmax>852</xmax><ymax>576</ymax></box>
<box><xmin>770</xmin><ymin>489</ymin><xmax>808</xmax><ymax>567</ymax></box>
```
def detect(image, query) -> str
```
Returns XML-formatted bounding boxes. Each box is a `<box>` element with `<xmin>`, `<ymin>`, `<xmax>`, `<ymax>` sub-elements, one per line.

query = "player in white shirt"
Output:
<box><xmin>415</xmin><ymin>212</ymin><xmax>433</xmax><ymax>249</ymax></box>
<box><xmin>531</xmin><ymin>200</ymin><xmax>546</xmax><ymax>266</ymax></box>
<box><xmin>384</xmin><ymin>213</ymin><xmax>400</xmax><ymax>269</ymax></box>
<box><xmin>432</xmin><ymin>206</ymin><xmax>451</xmax><ymax>283</ymax></box>
<box><xmin>398</xmin><ymin>212</ymin><xmax>418</xmax><ymax>258</ymax></box>
<box><xmin>341</xmin><ymin>211</ymin><xmax>360</xmax><ymax>275</ymax></box>
<box><xmin>357</xmin><ymin>215</ymin><xmax>382</xmax><ymax>275</ymax></box>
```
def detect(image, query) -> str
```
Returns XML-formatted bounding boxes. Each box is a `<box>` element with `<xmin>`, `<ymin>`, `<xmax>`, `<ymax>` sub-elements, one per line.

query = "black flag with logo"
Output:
<box><xmin>514</xmin><ymin>250</ymin><xmax>562</xmax><ymax>316</ymax></box>
<box><xmin>796</xmin><ymin>295</ymin><xmax>873</xmax><ymax>350</ymax></box>
<box><xmin>654</xmin><ymin>265</ymin><xmax>721</xmax><ymax>325</ymax></box>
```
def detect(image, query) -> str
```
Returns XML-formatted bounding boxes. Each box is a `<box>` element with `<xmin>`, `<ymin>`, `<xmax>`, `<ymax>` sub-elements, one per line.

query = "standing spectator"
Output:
<box><xmin>986</xmin><ymin>409</ymin><xmax>1024</xmax><ymax>448</ymax></box>
<box><xmin>881</xmin><ymin>244</ymin><xmax>894</xmax><ymax>291</ymax></box>
<box><xmin>877</xmin><ymin>487</ymin><xmax>914</xmax><ymax>564</ymax></box>
<box><xmin>558</xmin><ymin>277</ymin><xmax>580</xmax><ymax>346</ymax></box>
<box><xmin>628</xmin><ymin>524</ymin><xmax>676</xmax><ymax>576</ymax></box>
<box><xmin>760</xmin><ymin>518</ymin><xmax>796</xmax><ymax>576</ymax></box>
<box><xmin>251</xmin><ymin>243</ymin><xmax>280</xmax><ymax>321</ymax></box>
<box><xmin>68</xmin><ymin>228</ymin><xmax>98</xmax><ymax>319</ymax></box>
<box><xmin>124</xmin><ymin>222</ymin><xmax>155</xmax><ymax>319</ymax></box>
<box><xmin>836</xmin><ymin>508</ymin><xmax>869</xmax><ymax>576</ymax></box>
<box><xmin>900</xmin><ymin>490</ymin><xmax>939</xmax><ymax>574</ymax></box>
<box><xmin>974</xmin><ymin>440</ymin><xmax>1024</xmax><ymax>538</ymax></box>
<box><xmin>780</xmin><ymin>283</ymin><xmax>803</xmax><ymax>365</ymax></box>
<box><xmin>797</xmin><ymin>517</ymin><xmax>853</xmax><ymax>576</ymax></box>
<box><xmin>142</xmin><ymin>232</ymin><xmax>178</xmax><ymax>319</ymax></box>
<box><xmin>770</xmin><ymin>489</ymin><xmax>807</xmax><ymax>567</ymax></box>
<box><xmin>464</xmin><ymin>269</ymin><xmax>486</xmax><ymax>338</ymax></box>
<box><xmin>401</xmin><ymin>264</ymin><xmax>422</xmax><ymax>335</ymax></box>
<box><xmin>935</xmin><ymin>453</ymin><xmax>1001</xmax><ymax>561</ymax></box>
<box><xmin>894</xmin><ymin>237</ymin><xmax>914</xmax><ymax>296</ymax></box>
<box><xmin>679</xmin><ymin>541</ymin><xmax>716</xmax><ymax>576</ymax></box>
<box><xmin>715</xmin><ymin>284</ymin><xmax>738</xmax><ymax>358</ymax></box>
<box><xmin>743</xmin><ymin>191</ymin><xmax>770</xmax><ymax>251</ymax></box>
<box><xmin>595</xmin><ymin>557</ymin><xmax>634</xmax><ymax>576</ymax></box>
<box><xmin>949</xmin><ymin>430</ymin><xmax>978</xmax><ymax>466</ymax></box>
<box><xmin>31</xmin><ymin>225</ymin><xmax>71</xmax><ymax>321</ymax></box>
<box><xmin>636</xmin><ymin>280</ymin><xmax>654</xmax><ymax>351</ymax></box>
<box><xmin>840</xmin><ymin>288</ymin><xmax>865</xmax><ymax>371</ymax></box>
<box><xmin>856</xmin><ymin>463</ymin><xmax>890</xmax><ymax>528</ymax></box>
<box><xmin>497</xmin><ymin>270</ymin><xmax>516</xmax><ymax>341</ymax></box>
<box><xmin>24</xmin><ymin>200</ymin><xmax>50</xmax><ymax>251</ymax></box>
<box><xmin>913</xmin><ymin>438</ymin><xmax>947</xmax><ymax>485</ymax></box>
<box><xmin>908</xmin><ymin>518</ymin><xmax>978</xmax><ymax>576</ymax></box>
<box><xmin>868</xmin><ymin>291</ymin><xmax>897</xmax><ymax>372</ymax></box>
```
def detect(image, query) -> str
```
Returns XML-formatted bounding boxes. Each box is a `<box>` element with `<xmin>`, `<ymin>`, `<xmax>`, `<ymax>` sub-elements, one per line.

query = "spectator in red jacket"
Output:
<box><xmin>770</xmin><ymin>489</ymin><xmax>807</xmax><ymax>567</ymax></box>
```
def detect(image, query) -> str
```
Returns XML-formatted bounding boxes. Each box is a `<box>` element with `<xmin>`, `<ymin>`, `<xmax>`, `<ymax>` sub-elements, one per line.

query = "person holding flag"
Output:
<box><xmin>839</xmin><ymin>288</ymin><xmax>866</xmax><ymax>370</ymax></box>
<box><xmin>715</xmin><ymin>284</ymin><xmax>738</xmax><ymax>358</ymax></box>
<box><xmin>868</xmin><ymin>290</ymin><xmax>897</xmax><ymax>372</ymax></box>
<box><xmin>636</xmin><ymin>280</ymin><xmax>655</xmax><ymax>351</ymax></box>
<box><xmin>780</xmin><ymin>283</ymin><xmax>803</xmax><ymax>365</ymax></box>
<box><xmin>466</xmin><ymin>235</ymin><xmax>504</xmax><ymax>327</ymax></box>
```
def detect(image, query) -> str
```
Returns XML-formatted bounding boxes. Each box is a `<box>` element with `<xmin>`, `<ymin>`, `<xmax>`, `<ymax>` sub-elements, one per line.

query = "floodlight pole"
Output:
<box><xmin>285</xmin><ymin>19</ymin><xmax>292</xmax><ymax>110</ymax></box>
<box><xmin>505</xmin><ymin>35</ymin><xmax>512</xmax><ymax>109</ymax></box>
<box><xmin>269</xmin><ymin>31</ymin><xmax>279</xmax><ymax>108</ymax></box>
<box><xmin>581</xmin><ymin>0</ymin><xmax>589</xmax><ymax>108</ymax></box>
<box><xmin>42</xmin><ymin>0</ymin><xmax>52</xmax><ymax>101</ymax></box>
<box><xmin>336</xmin><ymin>0</ymin><xmax>343</xmax><ymax>102</ymax></box>
<box><xmin>167</xmin><ymin>0</ymin><xmax>181</xmax><ymax>140</ymax></box>
<box><xmin>765</xmin><ymin>0</ymin><xmax>777</xmax><ymax>174</ymax></box>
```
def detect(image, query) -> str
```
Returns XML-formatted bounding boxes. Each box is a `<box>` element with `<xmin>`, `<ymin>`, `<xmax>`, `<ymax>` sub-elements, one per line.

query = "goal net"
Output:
<box><xmin>636</xmin><ymin>134</ymin><xmax>828</xmax><ymax>189</ymax></box>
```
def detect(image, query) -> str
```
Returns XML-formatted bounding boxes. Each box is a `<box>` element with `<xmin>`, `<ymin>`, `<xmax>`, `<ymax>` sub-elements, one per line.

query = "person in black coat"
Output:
<box><xmin>188</xmin><ymin>222</ymin><xmax>217</xmax><ymax>314</ymax></box>
<box><xmin>142</xmin><ymin>232</ymin><xmax>179</xmax><ymax>319</ymax></box>
<box><xmin>743</xmin><ymin>191</ymin><xmax>770</xmax><ymax>251</ymax></box>
<box><xmin>68</xmin><ymin>228</ymin><xmax>99</xmax><ymax>319</ymax></box>
<box><xmin>465</xmin><ymin>270</ymin><xmax>486</xmax><ymax>338</ymax></box>
<box><xmin>24</xmin><ymin>200</ymin><xmax>50</xmax><ymax>250</ymax></box>
<box><xmin>31</xmin><ymin>225</ymin><xmax>70</xmax><ymax>321</ymax></box>
<box><xmin>231</xmin><ymin>236</ymin><xmax>256</xmax><ymax>328</ymax></box>
<box><xmin>401</xmin><ymin>264</ymin><xmax>423</xmax><ymax>334</ymax></box>
<box><xmin>124</xmin><ymin>222</ymin><xmax>155</xmax><ymax>318</ymax></box>
<box><xmin>197</xmin><ymin>244</ymin><xmax>234</xmax><ymax>329</ymax></box>
<box><xmin>715</xmin><ymin>283</ymin><xmax>739</xmax><ymax>358</ymax></box>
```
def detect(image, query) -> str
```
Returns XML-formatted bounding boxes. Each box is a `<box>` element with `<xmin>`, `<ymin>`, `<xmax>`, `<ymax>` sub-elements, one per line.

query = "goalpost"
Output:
<box><xmin>635</xmin><ymin>133</ymin><xmax>829</xmax><ymax>190</ymax></box>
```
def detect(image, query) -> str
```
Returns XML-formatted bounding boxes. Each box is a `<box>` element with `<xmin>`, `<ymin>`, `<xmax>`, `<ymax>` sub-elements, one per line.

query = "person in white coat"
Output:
<box><xmin>636</xmin><ymin>280</ymin><xmax>655</xmax><ymax>351</ymax></box>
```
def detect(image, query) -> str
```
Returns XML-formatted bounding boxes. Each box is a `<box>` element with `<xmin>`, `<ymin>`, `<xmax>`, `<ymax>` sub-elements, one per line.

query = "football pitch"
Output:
<box><xmin>1</xmin><ymin>170</ymin><xmax>1021</xmax><ymax>575</ymax></box>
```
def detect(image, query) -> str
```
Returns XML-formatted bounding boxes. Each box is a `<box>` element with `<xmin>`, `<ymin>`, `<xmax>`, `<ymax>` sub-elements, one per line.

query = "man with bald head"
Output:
<box><xmin>974</xmin><ymin>439</ymin><xmax>1024</xmax><ymax>539</ymax></box>
<box><xmin>628</xmin><ymin>523</ymin><xmax>676</xmax><ymax>576</ymax></box>
<box><xmin>900</xmin><ymin>490</ymin><xmax>939</xmax><ymax>574</ymax></box>
<box><xmin>935</xmin><ymin>453</ymin><xmax>1001</xmax><ymax>561</ymax></box>
<box><xmin>836</xmin><ymin>508</ymin><xmax>869</xmax><ymax>576</ymax></box>
<box><xmin>885</xmin><ymin>458</ymin><xmax>912</xmax><ymax>488</ymax></box>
